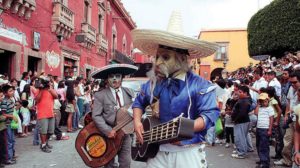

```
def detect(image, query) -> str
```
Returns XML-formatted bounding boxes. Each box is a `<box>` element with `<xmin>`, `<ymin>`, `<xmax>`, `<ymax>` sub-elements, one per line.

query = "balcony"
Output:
<box><xmin>51</xmin><ymin>2</ymin><xmax>74</xmax><ymax>39</ymax></box>
<box><xmin>97</xmin><ymin>33</ymin><xmax>108</xmax><ymax>53</ymax></box>
<box><xmin>2</xmin><ymin>0</ymin><xmax>36</xmax><ymax>19</ymax></box>
<box><xmin>112</xmin><ymin>50</ymin><xmax>134</xmax><ymax>64</ymax></box>
<box><xmin>81</xmin><ymin>23</ymin><xmax>96</xmax><ymax>44</ymax></box>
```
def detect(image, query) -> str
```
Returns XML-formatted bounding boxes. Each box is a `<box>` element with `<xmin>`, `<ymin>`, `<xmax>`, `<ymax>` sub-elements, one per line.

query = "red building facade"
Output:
<box><xmin>0</xmin><ymin>0</ymin><xmax>136</xmax><ymax>79</ymax></box>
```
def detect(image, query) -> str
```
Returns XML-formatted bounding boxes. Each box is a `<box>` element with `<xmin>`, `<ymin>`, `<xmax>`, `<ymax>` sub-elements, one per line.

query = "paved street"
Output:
<box><xmin>6</xmin><ymin>130</ymin><xmax>286</xmax><ymax>168</ymax></box>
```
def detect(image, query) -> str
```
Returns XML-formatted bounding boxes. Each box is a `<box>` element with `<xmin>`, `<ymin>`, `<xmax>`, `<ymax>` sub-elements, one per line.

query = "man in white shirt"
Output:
<box><xmin>275</xmin><ymin>71</ymin><xmax>300</xmax><ymax>166</ymax></box>
<box><xmin>249</xmin><ymin>69</ymin><xmax>268</xmax><ymax>101</ymax></box>
<box><xmin>19</xmin><ymin>72</ymin><xmax>29</xmax><ymax>92</ymax></box>
<box><xmin>76</xmin><ymin>77</ymin><xmax>85</xmax><ymax>119</ymax></box>
<box><xmin>267</xmin><ymin>71</ymin><xmax>281</xmax><ymax>98</ymax></box>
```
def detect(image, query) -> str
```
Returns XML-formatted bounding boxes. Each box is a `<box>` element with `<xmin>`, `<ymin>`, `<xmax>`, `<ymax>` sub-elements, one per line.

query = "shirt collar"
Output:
<box><xmin>110</xmin><ymin>87</ymin><xmax>121</xmax><ymax>93</ymax></box>
<box><xmin>174</xmin><ymin>72</ymin><xmax>186</xmax><ymax>81</ymax></box>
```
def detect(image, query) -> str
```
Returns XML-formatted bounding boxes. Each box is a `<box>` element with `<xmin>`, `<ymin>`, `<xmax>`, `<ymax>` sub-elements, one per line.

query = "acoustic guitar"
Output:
<box><xmin>132</xmin><ymin>116</ymin><xmax>194</xmax><ymax>161</ymax></box>
<box><xmin>75</xmin><ymin>105</ymin><xmax>134</xmax><ymax>168</ymax></box>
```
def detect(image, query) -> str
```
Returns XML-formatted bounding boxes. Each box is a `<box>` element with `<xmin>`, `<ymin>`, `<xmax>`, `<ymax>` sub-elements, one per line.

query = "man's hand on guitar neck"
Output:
<box><xmin>107</xmin><ymin>130</ymin><xmax>116</xmax><ymax>138</ymax></box>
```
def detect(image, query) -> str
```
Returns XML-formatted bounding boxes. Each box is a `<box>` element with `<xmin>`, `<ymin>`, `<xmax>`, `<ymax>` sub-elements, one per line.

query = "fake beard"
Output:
<box><xmin>157</xmin><ymin>64</ymin><xmax>169</xmax><ymax>79</ymax></box>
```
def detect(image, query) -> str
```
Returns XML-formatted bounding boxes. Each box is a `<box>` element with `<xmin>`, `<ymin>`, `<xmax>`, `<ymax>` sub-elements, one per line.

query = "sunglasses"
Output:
<box><xmin>108</xmin><ymin>74</ymin><xmax>122</xmax><ymax>79</ymax></box>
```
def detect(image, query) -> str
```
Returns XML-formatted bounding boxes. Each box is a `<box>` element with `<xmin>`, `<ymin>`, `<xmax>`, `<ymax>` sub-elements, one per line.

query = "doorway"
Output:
<box><xmin>28</xmin><ymin>56</ymin><xmax>41</xmax><ymax>74</ymax></box>
<box><xmin>0</xmin><ymin>50</ymin><xmax>14</xmax><ymax>78</ymax></box>
<box><xmin>86</xmin><ymin>68</ymin><xmax>91</xmax><ymax>79</ymax></box>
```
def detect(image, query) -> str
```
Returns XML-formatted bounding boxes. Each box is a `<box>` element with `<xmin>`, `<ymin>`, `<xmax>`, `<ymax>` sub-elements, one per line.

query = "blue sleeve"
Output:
<box><xmin>195</xmin><ymin>89</ymin><xmax>220</xmax><ymax>131</ymax></box>
<box><xmin>132</xmin><ymin>83</ymin><xmax>150</xmax><ymax>112</ymax></box>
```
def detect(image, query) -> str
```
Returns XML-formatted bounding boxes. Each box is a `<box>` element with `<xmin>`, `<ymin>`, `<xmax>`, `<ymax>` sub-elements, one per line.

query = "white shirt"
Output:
<box><xmin>257</xmin><ymin>106</ymin><xmax>274</xmax><ymax>129</ymax></box>
<box><xmin>53</xmin><ymin>99</ymin><xmax>62</xmax><ymax>110</ymax></box>
<box><xmin>19</xmin><ymin>80</ymin><xmax>27</xmax><ymax>93</ymax></box>
<box><xmin>109</xmin><ymin>87</ymin><xmax>124</xmax><ymax>108</ymax></box>
<box><xmin>268</xmin><ymin>78</ymin><xmax>281</xmax><ymax>97</ymax></box>
<box><xmin>78</xmin><ymin>83</ymin><xmax>85</xmax><ymax>100</ymax></box>
<box><xmin>54</xmin><ymin>82</ymin><xmax>58</xmax><ymax>90</ymax></box>
<box><xmin>287</xmin><ymin>87</ymin><xmax>299</xmax><ymax>110</ymax></box>
<box><xmin>252</xmin><ymin>77</ymin><xmax>268</xmax><ymax>101</ymax></box>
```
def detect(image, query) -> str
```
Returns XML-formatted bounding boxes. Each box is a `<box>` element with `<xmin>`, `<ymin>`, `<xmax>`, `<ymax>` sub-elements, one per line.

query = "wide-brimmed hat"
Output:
<box><xmin>91</xmin><ymin>64</ymin><xmax>138</xmax><ymax>79</ymax></box>
<box><xmin>131</xmin><ymin>11</ymin><xmax>219</xmax><ymax>59</ymax></box>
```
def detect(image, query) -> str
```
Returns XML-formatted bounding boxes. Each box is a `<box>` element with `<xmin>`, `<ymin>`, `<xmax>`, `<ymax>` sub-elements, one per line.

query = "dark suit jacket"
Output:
<box><xmin>92</xmin><ymin>87</ymin><xmax>134</xmax><ymax>136</ymax></box>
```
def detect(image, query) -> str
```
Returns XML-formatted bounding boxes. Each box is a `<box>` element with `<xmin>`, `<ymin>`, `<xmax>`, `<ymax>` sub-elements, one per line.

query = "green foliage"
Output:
<box><xmin>247</xmin><ymin>0</ymin><xmax>300</xmax><ymax>57</ymax></box>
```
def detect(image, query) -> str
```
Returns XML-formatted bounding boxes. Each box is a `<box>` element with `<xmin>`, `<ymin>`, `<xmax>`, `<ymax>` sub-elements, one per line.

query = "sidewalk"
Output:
<box><xmin>5</xmin><ymin>129</ymin><xmax>289</xmax><ymax>168</ymax></box>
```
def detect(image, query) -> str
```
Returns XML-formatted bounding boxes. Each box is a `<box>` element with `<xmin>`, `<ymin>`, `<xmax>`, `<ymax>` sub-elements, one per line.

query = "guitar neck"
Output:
<box><xmin>142</xmin><ymin>117</ymin><xmax>194</xmax><ymax>144</ymax></box>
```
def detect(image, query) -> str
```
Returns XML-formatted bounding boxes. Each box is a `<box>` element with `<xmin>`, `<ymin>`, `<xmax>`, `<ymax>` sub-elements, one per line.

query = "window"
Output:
<box><xmin>98</xmin><ymin>14</ymin><xmax>103</xmax><ymax>34</ymax></box>
<box><xmin>215</xmin><ymin>42</ymin><xmax>229</xmax><ymax>61</ymax></box>
<box><xmin>60</xmin><ymin>0</ymin><xmax>68</xmax><ymax>6</ymax></box>
<box><xmin>84</xmin><ymin>1</ymin><xmax>89</xmax><ymax>23</ymax></box>
<box><xmin>112</xmin><ymin>34</ymin><xmax>116</xmax><ymax>53</ymax></box>
<box><xmin>122</xmin><ymin>35</ymin><xmax>127</xmax><ymax>54</ymax></box>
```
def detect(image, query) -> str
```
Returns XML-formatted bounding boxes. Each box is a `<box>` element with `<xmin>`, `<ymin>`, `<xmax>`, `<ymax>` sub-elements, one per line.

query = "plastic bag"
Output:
<box><xmin>215</xmin><ymin>118</ymin><xmax>223</xmax><ymax>135</ymax></box>
<box><xmin>10</xmin><ymin>109</ymin><xmax>19</xmax><ymax>129</ymax></box>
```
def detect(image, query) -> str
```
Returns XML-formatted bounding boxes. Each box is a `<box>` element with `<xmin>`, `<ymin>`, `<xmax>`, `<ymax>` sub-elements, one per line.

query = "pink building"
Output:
<box><xmin>0</xmin><ymin>0</ymin><xmax>136</xmax><ymax>79</ymax></box>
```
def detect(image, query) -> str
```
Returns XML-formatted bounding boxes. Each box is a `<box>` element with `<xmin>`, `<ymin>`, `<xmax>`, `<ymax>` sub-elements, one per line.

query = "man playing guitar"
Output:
<box><xmin>92</xmin><ymin>64</ymin><xmax>137</xmax><ymax>168</ymax></box>
<box><xmin>131</xmin><ymin>21</ymin><xmax>220</xmax><ymax>167</ymax></box>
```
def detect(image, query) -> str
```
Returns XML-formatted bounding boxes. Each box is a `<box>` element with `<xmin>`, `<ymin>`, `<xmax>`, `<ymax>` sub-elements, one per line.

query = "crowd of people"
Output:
<box><xmin>0</xmin><ymin>71</ymin><xmax>104</xmax><ymax>167</ymax></box>
<box><xmin>209</xmin><ymin>51</ymin><xmax>300</xmax><ymax>168</ymax></box>
<box><xmin>1</xmin><ymin>51</ymin><xmax>300</xmax><ymax>168</ymax></box>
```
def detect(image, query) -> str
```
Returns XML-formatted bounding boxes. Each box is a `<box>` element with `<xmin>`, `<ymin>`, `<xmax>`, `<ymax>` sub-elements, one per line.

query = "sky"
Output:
<box><xmin>122</xmin><ymin>0</ymin><xmax>273</xmax><ymax>37</ymax></box>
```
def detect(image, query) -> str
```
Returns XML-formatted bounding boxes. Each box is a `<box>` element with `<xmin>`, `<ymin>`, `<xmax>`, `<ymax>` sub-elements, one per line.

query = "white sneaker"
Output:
<box><xmin>274</xmin><ymin>159</ymin><xmax>290</xmax><ymax>166</ymax></box>
<box><xmin>232</xmin><ymin>150</ymin><xmax>237</xmax><ymax>154</ymax></box>
<box><xmin>233</xmin><ymin>145</ymin><xmax>237</xmax><ymax>149</ymax></box>
<box><xmin>78</xmin><ymin>124</ymin><xmax>83</xmax><ymax>129</ymax></box>
<box><xmin>225</xmin><ymin>143</ymin><xmax>230</xmax><ymax>148</ymax></box>
<box><xmin>215</xmin><ymin>139</ymin><xmax>221</xmax><ymax>144</ymax></box>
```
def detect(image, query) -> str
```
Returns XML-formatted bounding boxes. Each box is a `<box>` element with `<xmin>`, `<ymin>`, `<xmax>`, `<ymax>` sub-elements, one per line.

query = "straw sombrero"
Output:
<box><xmin>91</xmin><ymin>64</ymin><xmax>138</xmax><ymax>79</ymax></box>
<box><xmin>132</xmin><ymin>11</ymin><xmax>219</xmax><ymax>59</ymax></box>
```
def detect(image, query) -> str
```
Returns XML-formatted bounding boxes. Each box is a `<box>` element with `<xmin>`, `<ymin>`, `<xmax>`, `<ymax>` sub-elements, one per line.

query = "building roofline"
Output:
<box><xmin>111</xmin><ymin>0</ymin><xmax>137</xmax><ymax>29</ymax></box>
<box><xmin>198</xmin><ymin>28</ymin><xmax>247</xmax><ymax>39</ymax></box>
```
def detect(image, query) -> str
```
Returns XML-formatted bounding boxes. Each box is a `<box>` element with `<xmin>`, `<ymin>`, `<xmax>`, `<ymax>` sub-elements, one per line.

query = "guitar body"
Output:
<box><xmin>132</xmin><ymin>116</ymin><xmax>195</xmax><ymax>162</ymax></box>
<box><xmin>75</xmin><ymin>121</ymin><xmax>125</xmax><ymax>167</ymax></box>
<box><xmin>76</xmin><ymin>105</ymin><xmax>134</xmax><ymax>167</ymax></box>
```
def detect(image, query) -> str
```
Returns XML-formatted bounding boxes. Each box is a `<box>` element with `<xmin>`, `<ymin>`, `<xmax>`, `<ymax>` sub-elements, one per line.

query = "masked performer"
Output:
<box><xmin>131</xmin><ymin>26</ymin><xmax>220</xmax><ymax>167</ymax></box>
<box><xmin>92</xmin><ymin>64</ymin><xmax>137</xmax><ymax>168</ymax></box>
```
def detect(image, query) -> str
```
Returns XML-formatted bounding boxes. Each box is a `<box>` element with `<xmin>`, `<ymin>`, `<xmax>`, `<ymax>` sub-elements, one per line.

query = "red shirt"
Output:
<box><xmin>35</xmin><ymin>90</ymin><xmax>55</xmax><ymax>119</ymax></box>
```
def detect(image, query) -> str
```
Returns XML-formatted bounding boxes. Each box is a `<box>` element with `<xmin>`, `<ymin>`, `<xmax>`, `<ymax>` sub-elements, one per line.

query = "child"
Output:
<box><xmin>0</xmin><ymin>88</ymin><xmax>7</xmax><ymax>167</ymax></box>
<box><xmin>20</xmin><ymin>100</ymin><xmax>30</xmax><ymax>136</ymax></box>
<box><xmin>254</xmin><ymin>93</ymin><xmax>274</xmax><ymax>168</ymax></box>
<box><xmin>224</xmin><ymin>93</ymin><xmax>238</xmax><ymax>148</ymax></box>
<box><xmin>1</xmin><ymin>85</ymin><xmax>17</xmax><ymax>165</ymax></box>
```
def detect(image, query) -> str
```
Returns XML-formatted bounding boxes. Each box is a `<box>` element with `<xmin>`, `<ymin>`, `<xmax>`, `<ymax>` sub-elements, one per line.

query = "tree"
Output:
<box><xmin>247</xmin><ymin>0</ymin><xmax>300</xmax><ymax>58</ymax></box>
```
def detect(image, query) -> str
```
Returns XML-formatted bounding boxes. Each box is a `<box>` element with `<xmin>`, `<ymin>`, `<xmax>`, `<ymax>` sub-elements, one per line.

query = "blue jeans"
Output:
<box><xmin>33</xmin><ymin>122</ymin><xmax>40</xmax><ymax>145</ymax></box>
<box><xmin>72</xmin><ymin>104</ymin><xmax>79</xmax><ymax>129</ymax></box>
<box><xmin>206</xmin><ymin>126</ymin><xmax>216</xmax><ymax>145</ymax></box>
<box><xmin>6</xmin><ymin>125</ymin><xmax>15</xmax><ymax>161</ymax></box>
<box><xmin>234</xmin><ymin>122</ymin><xmax>250</xmax><ymax>156</ymax></box>
<box><xmin>77</xmin><ymin>98</ymin><xmax>85</xmax><ymax>118</ymax></box>
<box><xmin>256</xmin><ymin>128</ymin><xmax>270</xmax><ymax>167</ymax></box>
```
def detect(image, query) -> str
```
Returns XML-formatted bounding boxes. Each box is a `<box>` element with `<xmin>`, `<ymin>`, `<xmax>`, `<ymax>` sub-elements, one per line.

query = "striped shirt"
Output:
<box><xmin>257</xmin><ymin>106</ymin><xmax>274</xmax><ymax>129</ymax></box>
<box><xmin>1</xmin><ymin>97</ymin><xmax>15</xmax><ymax>125</ymax></box>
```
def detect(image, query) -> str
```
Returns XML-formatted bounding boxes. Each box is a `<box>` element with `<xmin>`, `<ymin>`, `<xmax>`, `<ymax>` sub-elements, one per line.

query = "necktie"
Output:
<box><xmin>115</xmin><ymin>89</ymin><xmax>121</xmax><ymax>107</ymax></box>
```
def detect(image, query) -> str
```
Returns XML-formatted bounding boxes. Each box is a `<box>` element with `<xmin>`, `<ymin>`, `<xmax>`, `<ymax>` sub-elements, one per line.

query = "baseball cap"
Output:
<box><xmin>258</xmin><ymin>93</ymin><xmax>269</xmax><ymax>100</ymax></box>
